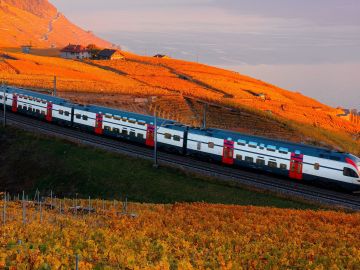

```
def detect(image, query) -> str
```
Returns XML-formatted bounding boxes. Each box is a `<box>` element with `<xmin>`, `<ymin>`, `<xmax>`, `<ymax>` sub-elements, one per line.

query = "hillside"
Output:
<box><xmin>0</xmin><ymin>50</ymin><xmax>359</xmax><ymax>154</ymax></box>
<box><xmin>0</xmin><ymin>0</ymin><xmax>111</xmax><ymax>48</ymax></box>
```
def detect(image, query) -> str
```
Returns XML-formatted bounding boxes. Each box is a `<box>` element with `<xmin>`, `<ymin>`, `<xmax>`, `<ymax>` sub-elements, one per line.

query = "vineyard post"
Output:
<box><xmin>153</xmin><ymin>110</ymin><xmax>158</xmax><ymax>168</ymax></box>
<box><xmin>88</xmin><ymin>196</ymin><xmax>91</xmax><ymax>216</ymax></box>
<box><xmin>22</xmin><ymin>191</ymin><xmax>26</xmax><ymax>225</ymax></box>
<box><xmin>3</xmin><ymin>192</ymin><xmax>6</xmax><ymax>225</ymax></box>
<box><xmin>75</xmin><ymin>193</ymin><xmax>78</xmax><ymax>216</ymax></box>
<box><xmin>40</xmin><ymin>201</ymin><xmax>43</xmax><ymax>223</ymax></box>
<box><xmin>53</xmin><ymin>76</ymin><xmax>57</xmax><ymax>97</ymax></box>
<box><xmin>75</xmin><ymin>254</ymin><xmax>79</xmax><ymax>270</ymax></box>
<box><xmin>203</xmin><ymin>103</ymin><xmax>207</xmax><ymax>129</ymax></box>
<box><xmin>50</xmin><ymin>190</ymin><xmax>53</xmax><ymax>210</ymax></box>
<box><xmin>2</xmin><ymin>82</ymin><xmax>6</xmax><ymax>128</ymax></box>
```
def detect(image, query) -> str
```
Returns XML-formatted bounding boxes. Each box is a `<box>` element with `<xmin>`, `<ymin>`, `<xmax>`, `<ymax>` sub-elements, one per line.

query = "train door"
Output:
<box><xmin>222</xmin><ymin>139</ymin><xmax>234</xmax><ymax>165</ymax></box>
<box><xmin>12</xmin><ymin>94</ymin><xmax>18</xmax><ymax>112</ymax></box>
<box><xmin>95</xmin><ymin>113</ymin><xmax>103</xmax><ymax>134</ymax></box>
<box><xmin>289</xmin><ymin>153</ymin><xmax>304</xmax><ymax>180</ymax></box>
<box><xmin>46</xmin><ymin>102</ymin><xmax>52</xmax><ymax>122</ymax></box>
<box><xmin>146</xmin><ymin>125</ymin><xmax>155</xmax><ymax>147</ymax></box>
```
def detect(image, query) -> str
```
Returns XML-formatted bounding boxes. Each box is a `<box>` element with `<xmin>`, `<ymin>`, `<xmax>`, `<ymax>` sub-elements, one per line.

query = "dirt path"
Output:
<box><xmin>41</xmin><ymin>12</ymin><xmax>61</xmax><ymax>41</ymax></box>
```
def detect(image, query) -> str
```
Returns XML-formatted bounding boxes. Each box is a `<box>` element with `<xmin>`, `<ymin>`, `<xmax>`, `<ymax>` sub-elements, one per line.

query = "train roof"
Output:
<box><xmin>6</xmin><ymin>86</ymin><xmax>72</xmax><ymax>106</ymax></box>
<box><xmin>189</xmin><ymin>127</ymin><xmax>349</xmax><ymax>159</ymax></box>
<box><xmin>74</xmin><ymin>103</ymin><xmax>187</xmax><ymax>130</ymax></box>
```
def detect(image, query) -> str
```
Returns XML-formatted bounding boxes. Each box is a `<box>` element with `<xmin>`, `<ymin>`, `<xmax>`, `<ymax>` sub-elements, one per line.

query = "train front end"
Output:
<box><xmin>345</xmin><ymin>154</ymin><xmax>360</xmax><ymax>191</ymax></box>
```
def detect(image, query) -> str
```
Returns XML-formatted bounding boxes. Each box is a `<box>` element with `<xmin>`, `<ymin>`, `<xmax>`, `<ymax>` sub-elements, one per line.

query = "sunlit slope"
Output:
<box><xmin>0</xmin><ymin>50</ymin><xmax>359</xmax><ymax>153</ymax></box>
<box><xmin>0</xmin><ymin>0</ymin><xmax>110</xmax><ymax>47</ymax></box>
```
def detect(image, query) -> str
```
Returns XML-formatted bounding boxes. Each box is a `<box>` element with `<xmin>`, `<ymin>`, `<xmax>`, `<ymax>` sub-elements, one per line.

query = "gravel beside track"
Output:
<box><xmin>2</xmin><ymin>112</ymin><xmax>360</xmax><ymax>211</ymax></box>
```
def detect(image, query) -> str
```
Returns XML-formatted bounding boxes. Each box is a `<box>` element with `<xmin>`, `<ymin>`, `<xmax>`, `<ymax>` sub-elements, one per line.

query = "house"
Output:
<box><xmin>153</xmin><ymin>54</ymin><xmax>170</xmax><ymax>59</ymax></box>
<box><xmin>97</xmin><ymin>49</ymin><xmax>124</xmax><ymax>60</ymax></box>
<box><xmin>60</xmin><ymin>44</ymin><xmax>90</xmax><ymax>59</ymax></box>
<box><xmin>21</xmin><ymin>45</ymin><xmax>32</xmax><ymax>54</ymax></box>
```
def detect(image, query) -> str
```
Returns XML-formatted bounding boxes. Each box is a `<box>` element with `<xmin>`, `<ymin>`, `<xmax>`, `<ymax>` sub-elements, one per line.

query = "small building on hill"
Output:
<box><xmin>60</xmin><ymin>44</ymin><xmax>90</xmax><ymax>59</ymax></box>
<box><xmin>153</xmin><ymin>54</ymin><xmax>170</xmax><ymax>59</ymax></box>
<box><xmin>21</xmin><ymin>45</ymin><xmax>32</xmax><ymax>54</ymax></box>
<box><xmin>97</xmin><ymin>49</ymin><xmax>124</xmax><ymax>60</ymax></box>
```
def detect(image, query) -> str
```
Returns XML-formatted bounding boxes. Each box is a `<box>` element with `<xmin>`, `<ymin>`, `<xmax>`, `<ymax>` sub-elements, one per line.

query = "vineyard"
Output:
<box><xmin>1</xmin><ymin>49</ymin><xmax>360</xmax><ymax>155</ymax></box>
<box><xmin>0</xmin><ymin>196</ymin><xmax>359</xmax><ymax>269</ymax></box>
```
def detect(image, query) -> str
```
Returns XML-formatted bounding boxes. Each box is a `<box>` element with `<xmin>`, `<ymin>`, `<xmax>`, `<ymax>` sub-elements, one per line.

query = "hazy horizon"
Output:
<box><xmin>51</xmin><ymin>0</ymin><xmax>360</xmax><ymax>109</ymax></box>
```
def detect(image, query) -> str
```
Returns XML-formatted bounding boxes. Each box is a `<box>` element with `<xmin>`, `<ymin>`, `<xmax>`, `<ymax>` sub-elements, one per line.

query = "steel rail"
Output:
<box><xmin>3</xmin><ymin>112</ymin><xmax>360</xmax><ymax>210</ymax></box>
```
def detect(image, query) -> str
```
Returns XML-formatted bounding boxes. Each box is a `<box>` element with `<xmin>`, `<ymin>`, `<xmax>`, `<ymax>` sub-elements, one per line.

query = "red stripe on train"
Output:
<box><xmin>46</xmin><ymin>102</ymin><xmax>52</xmax><ymax>122</ymax></box>
<box><xmin>12</xmin><ymin>94</ymin><xmax>18</xmax><ymax>112</ymax></box>
<box><xmin>95</xmin><ymin>113</ymin><xmax>103</xmax><ymax>134</ymax></box>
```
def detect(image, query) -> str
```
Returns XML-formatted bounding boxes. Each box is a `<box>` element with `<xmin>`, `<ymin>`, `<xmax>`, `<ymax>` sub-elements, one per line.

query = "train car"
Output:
<box><xmin>1</xmin><ymin>87</ymin><xmax>73</xmax><ymax>125</ymax></box>
<box><xmin>186</xmin><ymin>127</ymin><xmax>360</xmax><ymax>191</ymax></box>
<box><xmin>71</xmin><ymin>104</ymin><xmax>188</xmax><ymax>154</ymax></box>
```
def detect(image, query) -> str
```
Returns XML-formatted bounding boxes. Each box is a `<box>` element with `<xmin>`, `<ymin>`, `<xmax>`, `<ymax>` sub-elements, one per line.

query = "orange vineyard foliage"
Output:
<box><xmin>1</xmin><ymin>49</ymin><xmax>359</xmax><ymax>155</ymax></box>
<box><xmin>0</xmin><ymin>201</ymin><xmax>359</xmax><ymax>269</ymax></box>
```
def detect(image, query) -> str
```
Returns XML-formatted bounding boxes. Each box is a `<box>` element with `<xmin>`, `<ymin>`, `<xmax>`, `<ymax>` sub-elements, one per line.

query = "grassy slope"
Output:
<box><xmin>0</xmin><ymin>126</ymin><xmax>315</xmax><ymax>209</ymax></box>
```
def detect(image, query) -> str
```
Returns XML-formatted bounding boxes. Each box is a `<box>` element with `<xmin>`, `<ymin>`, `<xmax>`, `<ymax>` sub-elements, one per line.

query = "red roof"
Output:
<box><xmin>60</xmin><ymin>44</ymin><xmax>88</xmax><ymax>53</ymax></box>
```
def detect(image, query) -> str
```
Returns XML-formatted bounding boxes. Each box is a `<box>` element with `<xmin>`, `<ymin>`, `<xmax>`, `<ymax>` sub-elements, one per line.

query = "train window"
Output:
<box><xmin>130</xmin><ymin>131</ymin><xmax>136</xmax><ymax>137</ymax></box>
<box><xmin>174</xmin><ymin>135</ymin><xmax>181</xmax><ymax>142</ymax></box>
<box><xmin>122</xmin><ymin>118</ymin><xmax>128</xmax><ymax>122</ymax></box>
<box><xmin>138</xmin><ymin>121</ymin><xmax>146</xmax><ymax>126</ymax></box>
<box><xmin>259</xmin><ymin>144</ymin><xmax>265</xmax><ymax>150</ymax></box>
<box><xmin>105</xmin><ymin>114</ymin><xmax>112</xmax><ymax>119</ymax></box>
<box><xmin>268</xmin><ymin>161</ymin><xmax>277</xmax><ymax>168</ymax></box>
<box><xmin>82</xmin><ymin>115</ymin><xmax>88</xmax><ymax>121</ymax></box>
<box><xmin>104</xmin><ymin>126</ymin><xmax>111</xmax><ymax>131</ymax></box>
<box><xmin>314</xmin><ymin>163</ymin><xmax>320</xmax><ymax>170</ymax></box>
<box><xmin>59</xmin><ymin>110</ymin><xmax>64</xmax><ymax>115</ymax></box>
<box><xmin>76</xmin><ymin>114</ymin><xmax>81</xmax><ymax>119</ymax></box>
<box><xmin>36</xmin><ymin>109</ymin><xmax>40</xmax><ymax>114</ymax></box>
<box><xmin>138</xmin><ymin>133</ymin><xmax>144</xmax><ymax>139</ymax></box>
<box><xmin>114</xmin><ymin>116</ymin><xmax>121</xmax><ymax>121</ymax></box>
<box><xmin>330</xmin><ymin>156</ymin><xmax>341</xmax><ymax>161</ymax></box>
<box><xmin>279</xmin><ymin>147</ymin><xmax>289</xmax><ymax>154</ymax></box>
<box><xmin>197</xmin><ymin>142</ymin><xmax>201</xmax><ymax>150</ymax></box>
<box><xmin>236</xmin><ymin>154</ymin><xmax>242</xmax><ymax>160</ymax></box>
<box><xmin>64</xmin><ymin>111</ymin><xmax>70</xmax><ymax>116</ymax></box>
<box><xmin>113</xmin><ymin>128</ymin><xmax>120</xmax><ymax>134</ymax></box>
<box><xmin>41</xmin><ymin>111</ymin><xmax>45</xmax><ymax>115</ymax></box>
<box><xmin>267</xmin><ymin>145</ymin><xmax>276</xmax><ymax>152</ymax></box>
<box><xmin>280</xmin><ymin>164</ymin><xmax>287</xmax><ymax>170</ymax></box>
<box><xmin>256</xmin><ymin>159</ymin><xmax>265</xmax><ymax>166</ymax></box>
<box><xmin>245</xmin><ymin>157</ymin><xmax>254</xmax><ymax>163</ymax></box>
<box><xmin>122</xmin><ymin>129</ymin><xmax>128</xmax><ymax>135</ymax></box>
<box><xmin>164</xmin><ymin>133</ymin><xmax>172</xmax><ymax>139</ymax></box>
<box><xmin>208</xmin><ymin>142</ymin><xmax>215</xmax><ymax>148</ymax></box>
<box><xmin>343</xmin><ymin>168</ymin><xmax>358</xmax><ymax>178</ymax></box>
<box><xmin>248</xmin><ymin>142</ymin><xmax>257</xmax><ymax>148</ymax></box>
<box><xmin>237</xmin><ymin>140</ymin><xmax>246</xmax><ymax>146</ymax></box>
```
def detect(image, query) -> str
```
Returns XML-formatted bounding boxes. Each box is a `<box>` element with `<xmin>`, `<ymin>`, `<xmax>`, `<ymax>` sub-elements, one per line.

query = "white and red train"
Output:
<box><xmin>2</xmin><ymin>87</ymin><xmax>360</xmax><ymax>191</ymax></box>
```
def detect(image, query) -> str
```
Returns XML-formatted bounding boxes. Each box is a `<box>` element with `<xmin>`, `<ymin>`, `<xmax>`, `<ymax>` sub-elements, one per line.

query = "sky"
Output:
<box><xmin>51</xmin><ymin>0</ymin><xmax>360</xmax><ymax>109</ymax></box>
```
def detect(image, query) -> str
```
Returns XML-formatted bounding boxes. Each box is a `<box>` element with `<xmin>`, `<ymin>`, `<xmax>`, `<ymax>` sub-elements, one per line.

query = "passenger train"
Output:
<box><xmin>1</xmin><ymin>86</ymin><xmax>360</xmax><ymax>191</ymax></box>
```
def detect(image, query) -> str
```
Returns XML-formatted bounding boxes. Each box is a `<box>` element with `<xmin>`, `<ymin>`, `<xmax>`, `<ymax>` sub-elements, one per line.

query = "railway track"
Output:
<box><xmin>2</xmin><ymin>112</ymin><xmax>360</xmax><ymax>211</ymax></box>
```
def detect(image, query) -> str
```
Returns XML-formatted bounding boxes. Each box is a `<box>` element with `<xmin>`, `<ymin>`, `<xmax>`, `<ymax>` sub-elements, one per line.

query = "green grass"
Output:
<box><xmin>0</xmin><ymin>126</ymin><xmax>317</xmax><ymax>209</ymax></box>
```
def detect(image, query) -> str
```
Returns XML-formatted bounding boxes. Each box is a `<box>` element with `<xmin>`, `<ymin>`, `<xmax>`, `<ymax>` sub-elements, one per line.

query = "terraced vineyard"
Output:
<box><xmin>0</xmin><ymin>50</ymin><xmax>359</xmax><ymax>155</ymax></box>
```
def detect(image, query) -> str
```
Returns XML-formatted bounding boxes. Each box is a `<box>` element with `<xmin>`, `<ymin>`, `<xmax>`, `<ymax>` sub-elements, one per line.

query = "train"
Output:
<box><xmin>1</xmin><ymin>86</ymin><xmax>360</xmax><ymax>191</ymax></box>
